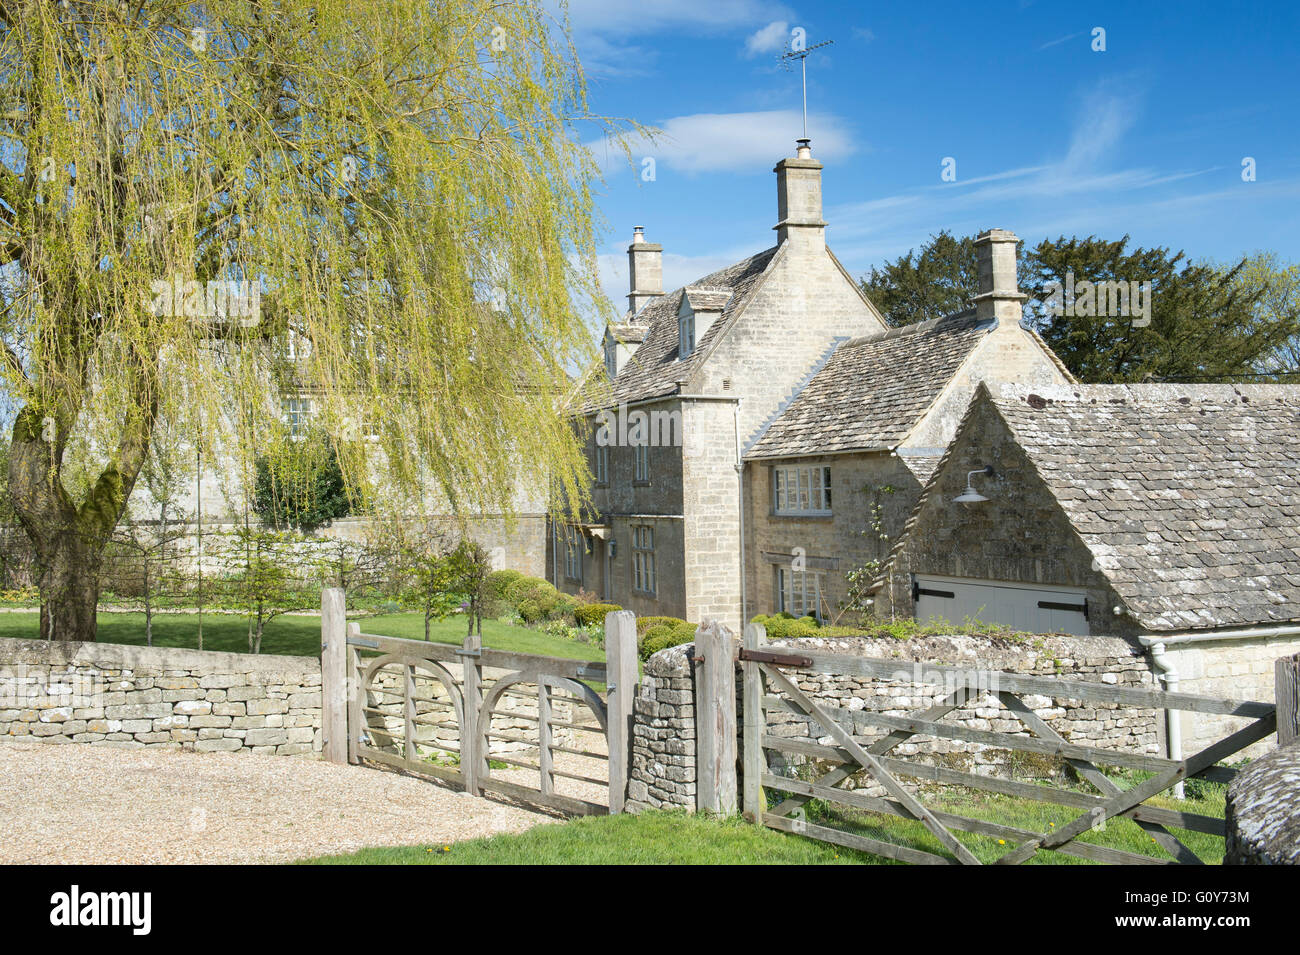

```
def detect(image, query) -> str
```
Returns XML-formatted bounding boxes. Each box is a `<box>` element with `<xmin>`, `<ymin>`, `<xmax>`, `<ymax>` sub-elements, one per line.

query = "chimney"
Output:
<box><xmin>627</xmin><ymin>226</ymin><xmax>663</xmax><ymax>316</ymax></box>
<box><xmin>773</xmin><ymin>139</ymin><xmax>825</xmax><ymax>248</ymax></box>
<box><xmin>973</xmin><ymin>229</ymin><xmax>1026</xmax><ymax>325</ymax></box>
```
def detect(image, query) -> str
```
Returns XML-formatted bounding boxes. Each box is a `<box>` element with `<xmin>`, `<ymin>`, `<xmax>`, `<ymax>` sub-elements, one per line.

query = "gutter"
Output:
<box><xmin>1136</xmin><ymin>623</ymin><xmax>1300</xmax><ymax>799</ymax></box>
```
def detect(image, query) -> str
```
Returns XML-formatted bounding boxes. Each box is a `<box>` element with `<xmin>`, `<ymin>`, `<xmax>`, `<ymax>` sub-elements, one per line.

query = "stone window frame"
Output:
<box><xmin>631</xmin><ymin>524</ymin><xmax>656</xmax><ymax>595</ymax></box>
<box><xmin>772</xmin><ymin>464</ymin><xmax>832</xmax><ymax>516</ymax></box>
<box><xmin>593</xmin><ymin>443</ymin><xmax>609</xmax><ymax>486</ymax></box>
<box><xmin>678</xmin><ymin>311</ymin><xmax>695</xmax><ymax>358</ymax></box>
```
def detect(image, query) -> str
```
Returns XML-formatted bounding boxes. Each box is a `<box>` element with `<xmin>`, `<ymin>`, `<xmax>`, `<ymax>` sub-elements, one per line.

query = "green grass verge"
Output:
<box><xmin>794</xmin><ymin>782</ymin><xmax>1226</xmax><ymax>864</ymax></box>
<box><xmin>295</xmin><ymin>780</ymin><xmax>1226</xmax><ymax>866</ymax></box>
<box><xmin>0</xmin><ymin>611</ymin><xmax>604</xmax><ymax>663</ymax></box>
<box><xmin>297</xmin><ymin>810</ymin><xmax>872</xmax><ymax>865</ymax></box>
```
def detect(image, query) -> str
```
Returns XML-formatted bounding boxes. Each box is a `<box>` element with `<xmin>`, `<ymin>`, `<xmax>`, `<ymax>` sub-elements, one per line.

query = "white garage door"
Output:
<box><xmin>913</xmin><ymin>575</ymin><xmax>1091</xmax><ymax>636</ymax></box>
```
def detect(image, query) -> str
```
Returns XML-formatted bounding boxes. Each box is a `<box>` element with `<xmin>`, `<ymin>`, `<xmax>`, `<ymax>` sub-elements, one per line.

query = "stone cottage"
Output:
<box><xmin>873</xmin><ymin>380</ymin><xmax>1300</xmax><ymax>754</ymax></box>
<box><xmin>551</xmin><ymin>142</ymin><xmax>1071</xmax><ymax>629</ymax></box>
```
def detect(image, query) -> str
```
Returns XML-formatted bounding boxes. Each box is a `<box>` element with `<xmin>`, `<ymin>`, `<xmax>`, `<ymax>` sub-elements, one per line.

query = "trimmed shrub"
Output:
<box><xmin>749</xmin><ymin>612</ymin><xmax>818</xmax><ymax>639</ymax></box>
<box><xmin>575</xmin><ymin>603</ymin><xmax>622</xmax><ymax>627</ymax></box>
<box><xmin>503</xmin><ymin>575</ymin><xmax>562</xmax><ymax>623</ymax></box>
<box><xmin>638</xmin><ymin>619</ymin><xmax>696</xmax><ymax>661</ymax></box>
<box><xmin>485</xmin><ymin>569</ymin><xmax>523</xmax><ymax>602</ymax></box>
<box><xmin>636</xmin><ymin>615</ymin><xmax>691</xmax><ymax>636</ymax></box>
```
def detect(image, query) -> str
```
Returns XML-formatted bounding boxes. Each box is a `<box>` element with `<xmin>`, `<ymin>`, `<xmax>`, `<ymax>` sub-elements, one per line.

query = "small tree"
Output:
<box><xmin>224</xmin><ymin>527</ymin><xmax>311</xmax><ymax>654</ymax></box>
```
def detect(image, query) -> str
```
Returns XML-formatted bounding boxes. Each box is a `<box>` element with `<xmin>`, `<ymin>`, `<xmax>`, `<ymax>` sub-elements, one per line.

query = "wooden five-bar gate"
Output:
<box><xmin>738</xmin><ymin>624</ymin><xmax>1277</xmax><ymax>865</ymax></box>
<box><xmin>320</xmin><ymin>590</ymin><xmax>639</xmax><ymax>815</ymax></box>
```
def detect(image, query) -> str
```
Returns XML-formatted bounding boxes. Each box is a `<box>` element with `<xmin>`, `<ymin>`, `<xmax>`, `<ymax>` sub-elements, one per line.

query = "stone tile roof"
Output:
<box><xmin>745</xmin><ymin>311</ymin><xmax>992</xmax><ymax>459</ymax></box>
<box><xmin>992</xmin><ymin>383</ymin><xmax>1300</xmax><ymax>631</ymax></box>
<box><xmin>584</xmin><ymin>246</ymin><xmax>781</xmax><ymax>412</ymax></box>
<box><xmin>609</xmin><ymin>322</ymin><xmax>648</xmax><ymax>344</ymax></box>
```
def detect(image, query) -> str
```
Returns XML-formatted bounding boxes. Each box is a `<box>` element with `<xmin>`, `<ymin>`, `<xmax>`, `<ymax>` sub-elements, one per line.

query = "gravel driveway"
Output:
<box><xmin>0</xmin><ymin>740</ymin><xmax>558</xmax><ymax>864</ymax></box>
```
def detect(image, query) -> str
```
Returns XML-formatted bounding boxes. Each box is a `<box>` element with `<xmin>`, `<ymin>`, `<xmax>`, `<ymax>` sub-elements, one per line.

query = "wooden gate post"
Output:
<box><xmin>742</xmin><ymin>622</ymin><xmax>767</xmax><ymax>823</ymax></box>
<box><xmin>1278</xmin><ymin>652</ymin><xmax>1300</xmax><ymax>746</ymax></box>
<box><xmin>696</xmin><ymin>620</ymin><xmax>738</xmax><ymax>815</ymax></box>
<box><xmin>321</xmin><ymin>587</ymin><xmax>348</xmax><ymax>765</ymax></box>
<box><xmin>605</xmin><ymin>610</ymin><xmax>638</xmax><ymax>813</ymax></box>
<box><xmin>458</xmin><ymin>630</ymin><xmax>483</xmax><ymax>796</ymax></box>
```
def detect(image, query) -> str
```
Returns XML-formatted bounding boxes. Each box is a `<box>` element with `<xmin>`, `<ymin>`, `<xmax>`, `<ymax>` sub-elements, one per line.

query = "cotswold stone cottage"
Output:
<box><xmin>874</xmin><ymin>381</ymin><xmax>1300</xmax><ymax>756</ymax></box>
<box><xmin>551</xmin><ymin>142</ymin><xmax>1071</xmax><ymax>629</ymax></box>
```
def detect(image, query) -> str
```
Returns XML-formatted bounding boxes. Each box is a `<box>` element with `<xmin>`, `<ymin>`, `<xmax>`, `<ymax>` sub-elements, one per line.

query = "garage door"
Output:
<box><xmin>913</xmin><ymin>575</ymin><xmax>1090</xmax><ymax>636</ymax></box>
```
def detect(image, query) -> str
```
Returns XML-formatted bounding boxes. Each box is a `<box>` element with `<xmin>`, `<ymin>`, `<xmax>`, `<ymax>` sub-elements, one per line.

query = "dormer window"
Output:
<box><xmin>677</xmin><ymin>287</ymin><xmax>728</xmax><ymax>362</ymax></box>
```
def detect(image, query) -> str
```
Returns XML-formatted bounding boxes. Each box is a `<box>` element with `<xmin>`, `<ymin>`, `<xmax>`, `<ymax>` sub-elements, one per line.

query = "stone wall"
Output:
<box><xmin>1225</xmin><ymin>740</ymin><xmax>1300</xmax><ymax>865</ymax></box>
<box><xmin>1164</xmin><ymin>634</ymin><xmax>1300</xmax><ymax>760</ymax></box>
<box><xmin>0</xmin><ymin>637</ymin><xmax>321</xmax><ymax>755</ymax></box>
<box><xmin>626</xmin><ymin>642</ymin><xmax>697</xmax><ymax>811</ymax></box>
<box><xmin>626</xmin><ymin>631</ymin><xmax>1163</xmax><ymax>812</ymax></box>
<box><xmin>745</xmin><ymin>451</ymin><xmax>922</xmax><ymax>621</ymax></box>
<box><xmin>763</xmin><ymin>634</ymin><xmax>1161</xmax><ymax>792</ymax></box>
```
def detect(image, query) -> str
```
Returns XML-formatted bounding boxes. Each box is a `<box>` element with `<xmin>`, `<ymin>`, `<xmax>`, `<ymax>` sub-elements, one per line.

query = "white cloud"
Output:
<box><xmin>745</xmin><ymin>20</ymin><xmax>790</xmax><ymax>57</ymax></box>
<box><xmin>588</xmin><ymin>110</ymin><xmax>859</xmax><ymax>176</ymax></box>
<box><xmin>557</xmin><ymin>0</ymin><xmax>792</xmax><ymax>75</ymax></box>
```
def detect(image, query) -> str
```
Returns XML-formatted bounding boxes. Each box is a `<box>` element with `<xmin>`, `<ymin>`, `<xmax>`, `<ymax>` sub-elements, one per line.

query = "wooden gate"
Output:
<box><xmin>320</xmin><ymin>590</ymin><xmax>638</xmax><ymax>815</ymax></box>
<box><xmin>740</xmin><ymin>624</ymin><xmax>1276</xmax><ymax>865</ymax></box>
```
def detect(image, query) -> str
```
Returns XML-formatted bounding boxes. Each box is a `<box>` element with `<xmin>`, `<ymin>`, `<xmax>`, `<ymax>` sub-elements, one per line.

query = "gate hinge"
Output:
<box><xmin>738</xmin><ymin>648</ymin><xmax>813</xmax><ymax>668</ymax></box>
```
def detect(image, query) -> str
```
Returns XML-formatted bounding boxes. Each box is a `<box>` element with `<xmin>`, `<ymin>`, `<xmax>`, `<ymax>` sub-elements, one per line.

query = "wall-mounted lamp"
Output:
<box><xmin>953</xmin><ymin>466</ymin><xmax>995</xmax><ymax>504</ymax></box>
<box><xmin>608</xmin><ymin>539</ymin><xmax>617</xmax><ymax>558</ymax></box>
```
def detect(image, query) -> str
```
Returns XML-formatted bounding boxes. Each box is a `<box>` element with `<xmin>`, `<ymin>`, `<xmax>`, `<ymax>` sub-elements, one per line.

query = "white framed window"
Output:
<box><xmin>776</xmin><ymin>567</ymin><xmax>824</xmax><ymax>620</ymax></box>
<box><xmin>632</xmin><ymin>525</ymin><xmax>656</xmax><ymax>595</ymax></box>
<box><xmin>634</xmin><ymin>443</ymin><xmax>650</xmax><ymax>483</ymax></box>
<box><xmin>773</xmin><ymin>465</ymin><xmax>832</xmax><ymax>515</ymax></box>
<box><xmin>679</xmin><ymin>312</ymin><xmax>695</xmax><ymax>358</ymax></box>
<box><xmin>282</xmin><ymin>397</ymin><xmax>311</xmax><ymax>437</ymax></box>
<box><xmin>594</xmin><ymin>444</ymin><xmax>609</xmax><ymax>485</ymax></box>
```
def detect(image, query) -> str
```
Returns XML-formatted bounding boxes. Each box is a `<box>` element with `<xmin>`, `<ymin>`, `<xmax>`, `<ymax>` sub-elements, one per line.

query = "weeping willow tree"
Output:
<box><xmin>0</xmin><ymin>0</ymin><xmax>608</xmax><ymax>641</ymax></box>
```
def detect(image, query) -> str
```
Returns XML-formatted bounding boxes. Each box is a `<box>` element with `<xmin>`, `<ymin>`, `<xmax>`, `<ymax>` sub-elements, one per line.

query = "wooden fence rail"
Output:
<box><xmin>739</xmin><ymin>623</ymin><xmax>1277</xmax><ymax>865</ymax></box>
<box><xmin>319</xmin><ymin>590</ymin><xmax>637</xmax><ymax>816</ymax></box>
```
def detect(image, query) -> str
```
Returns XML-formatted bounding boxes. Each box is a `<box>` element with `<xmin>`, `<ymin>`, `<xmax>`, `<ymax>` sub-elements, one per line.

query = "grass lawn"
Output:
<box><xmin>797</xmin><ymin>783</ymin><xmax>1226</xmax><ymax>864</ymax></box>
<box><xmin>298</xmin><ymin>811</ymin><xmax>872</xmax><ymax>865</ymax></box>
<box><xmin>295</xmin><ymin>781</ymin><xmax>1226</xmax><ymax>865</ymax></box>
<box><xmin>0</xmin><ymin>610</ymin><xmax>605</xmax><ymax>663</ymax></box>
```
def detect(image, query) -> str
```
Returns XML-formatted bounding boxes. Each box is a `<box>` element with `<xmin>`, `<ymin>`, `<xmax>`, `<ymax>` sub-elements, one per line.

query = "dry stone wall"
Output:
<box><xmin>0</xmin><ymin>637</ymin><xmax>322</xmax><ymax>755</ymax></box>
<box><xmin>626</xmin><ymin>631</ymin><xmax>1163</xmax><ymax>812</ymax></box>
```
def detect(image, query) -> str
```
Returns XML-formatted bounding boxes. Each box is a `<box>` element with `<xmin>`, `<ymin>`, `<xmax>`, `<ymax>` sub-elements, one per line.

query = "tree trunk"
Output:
<box><xmin>8</xmin><ymin>404</ymin><xmax>150</xmax><ymax>644</ymax></box>
<box><xmin>36</xmin><ymin>529</ymin><xmax>104</xmax><ymax>643</ymax></box>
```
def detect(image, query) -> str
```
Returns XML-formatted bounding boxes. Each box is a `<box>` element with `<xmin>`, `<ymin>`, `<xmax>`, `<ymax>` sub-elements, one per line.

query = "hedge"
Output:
<box><xmin>574</xmin><ymin>603</ymin><xmax>622</xmax><ymax>627</ymax></box>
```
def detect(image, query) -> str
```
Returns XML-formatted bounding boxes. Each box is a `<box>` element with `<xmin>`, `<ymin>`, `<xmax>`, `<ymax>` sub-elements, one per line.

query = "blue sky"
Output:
<box><xmin>568</xmin><ymin>0</ymin><xmax>1300</xmax><ymax>308</ymax></box>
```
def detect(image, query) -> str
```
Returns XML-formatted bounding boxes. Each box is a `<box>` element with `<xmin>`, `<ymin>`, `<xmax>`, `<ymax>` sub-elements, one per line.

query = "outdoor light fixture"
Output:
<box><xmin>953</xmin><ymin>466</ymin><xmax>995</xmax><ymax>504</ymax></box>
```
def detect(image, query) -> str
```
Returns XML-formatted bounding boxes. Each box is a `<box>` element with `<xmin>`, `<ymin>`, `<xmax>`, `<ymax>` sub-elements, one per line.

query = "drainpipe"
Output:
<box><xmin>734</xmin><ymin>401</ymin><xmax>747</xmax><ymax>627</ymax></box>
<box><xmin>1146</xmin><ymin>641</ymin><xmax>1184</xmax><ymax>799</ymax></box>
<box><xmin>1136</xmin><ymin>623</ymin><xmax>1300</xmax><ymax>800</ymax></box>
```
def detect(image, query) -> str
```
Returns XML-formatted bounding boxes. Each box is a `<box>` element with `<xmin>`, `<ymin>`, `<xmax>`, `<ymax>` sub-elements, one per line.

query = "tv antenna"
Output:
<box><xmin>780</xmin><ymin>38</ymin><xmax>834</xmax><ymax>140</ymax></box>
